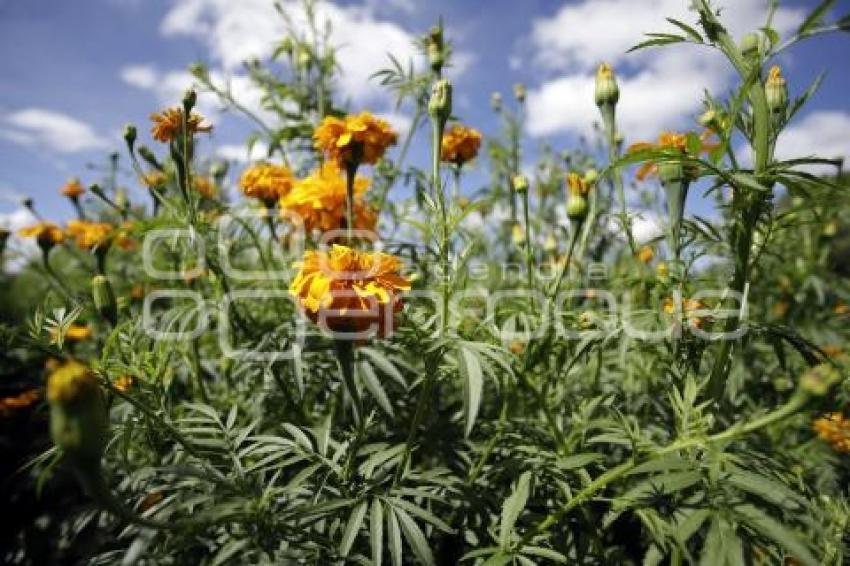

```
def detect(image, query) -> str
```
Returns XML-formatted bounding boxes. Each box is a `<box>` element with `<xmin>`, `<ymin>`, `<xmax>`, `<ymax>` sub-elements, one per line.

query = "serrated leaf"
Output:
<box><xmin>340</xmin><ymin>500</ymin><xmax>368</xmax><ymax>557</ymax></box>
<box><xmin>394</xmin><ymin>506</ymin><xmax>435</xmax><ymax>566</ymax></box>
<box><xmin>387</xmin><ymin>506</ymin><xmax>403</xmax><ymax>566</ymax></box>
<box><xmin>499</xmin><ymin>471</ymin><xmax>532</xmax><ymax>548</ymax></box>
<box><xmin>359</xmin><ymin>361</ymin><xmax>394</xmax><ymax>417</ymax></box>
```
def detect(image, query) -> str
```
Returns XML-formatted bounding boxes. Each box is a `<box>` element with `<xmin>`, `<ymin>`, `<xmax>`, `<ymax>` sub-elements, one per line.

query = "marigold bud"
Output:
<box><xmin>123</xmin><ymin>123</ymin><xmax>137</xmax><ymax>152</ymax></box>
<box><xmin>765</xmin><ymin>65</ymin><xmax>788</xmax><ymax>115</ymax></box>
<box><xmin>47</xmin><ymin>361</ymin><xmax>108</xmax><ymax>466</ymax></box>
<box><xmin>567</xmin><ymin>196</ymin><xmax>588</xmax><ymax>221</ymax></box>
<box><xmin>594</xmin><ymin>63</ymin><xmax>619</xmax><ymax>107</ymax></box>
<box><xmin>799</xmin><ymin>363</ymin><xmax>842</xmax><ymax>397</ymax></box>
<box><xmin>513</xmin><ymin>83</ymin><xmax>527</xmax><ymax>103</ymax></box>
<box><xmin>583</xmin><ymin>169</ymin><xmax>599</xmax><ymax>185</ymax></box>
<box><xmin>137</xmin><ymin>145</ymin><xmax>159</xmax><ymax>169</ymax></box>
<box><xmin>427</xmin><ymin>25</ymin><xmax>444</xmax><ymax>74</ymax></box>
<box><xmin>512</xmin><ymin>174</ymin><xmax>529</xmax><ymax>193</ymax></box>
<box><xmin>182</xmin><ymin>89</ymin><xmax>197</xmax><ymax>113</ymax></box>
<box><xmin>490</xmin><ymin>92</ymin><xmax>502</xmax><ymax>112</ymax></box>
<box><xmin>92</xmin><ymin>275</ymin><xmax>118</xmax><ymax>326</ymax></box>
<box><xmin>428</xmin><ymin>79</ymin><xmax>453</xmax><ymax>124</ymax></box>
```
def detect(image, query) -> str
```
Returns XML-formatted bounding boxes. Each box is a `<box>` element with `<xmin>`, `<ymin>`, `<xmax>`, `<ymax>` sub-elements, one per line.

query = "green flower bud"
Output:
<box><xmin>211</xmin><ymin>161</ymin><xmax>229</xmax><ymax>182</ymax></box>
<box><xmin>182</xmin><ymin>89</ymin><xmax>197</xmax><ymax>113</ymax></box>
<box><xmin>658</xmin><ymin>161</ymin><xmax>686</xmax><ymax>186</ymax></box>
<box><xmin>47</xmin><ymin>361</ymin><xmax>108</xmax><ymax>466</ymax></box>
<box><xmin>594</xmin><ymin>63</ymin><xmax>619</xmax><ymax>107</ymax></box>
<box><xmin>583</xmin><ymin>168</ymin><xmax>599</xmax><ymax>185</ymax></box>
<box><xmin>123</xmin><ymin>123</ymin><xmax>137</xmax><ymax>152</ymax></box>
<box><xmin>799</xmin><ymin>363</ymin><xmax>842</xmax><ymax>397</ymax></box>
<box><xmin>427</xmin><ymin>25</ymin><xmax>444</xmax><ymax>74</ymax></box>
<box><xmin>490</xmin><ymin>92</ymin><xmax>502</xmax><ymax>112</ymax></box>
<box><xmin>513</xmin><ymin>83</ymin><xmax>527</xmax><ymax>103</ymax></box>
<box><xmin>567</xmin><ymin>195</ymin><xmax>589</xmax><ymax>221</ymax></box>
<box><xmin>428</xmin><ymin>79</ymin><xmax>453</xmax><ymax>124</ymax></box>
<box><xmin>765</xmin><ymin>66</ymin><xmax>788</xmax><ymax>115</ymax></box>
<box><xmin>92</xmin><ymin>275</ymin><xmax>118</xmax><ymax>326</ymax></box>
<box><xmin>137</xmin><ymin>145</ymin><xmax>160</xmax><ymax>169</ymax></box>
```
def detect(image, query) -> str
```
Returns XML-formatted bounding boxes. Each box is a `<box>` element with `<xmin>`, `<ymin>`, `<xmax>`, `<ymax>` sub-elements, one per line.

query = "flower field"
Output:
<box><xmin>2</xmin><ymin>1</ymin><xmax>850</xmax><ymax>564</ymax></box>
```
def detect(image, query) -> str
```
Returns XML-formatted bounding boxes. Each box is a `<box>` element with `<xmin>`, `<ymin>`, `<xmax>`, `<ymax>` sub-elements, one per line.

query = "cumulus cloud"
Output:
<box><xmin>160</xmin><ymin>0</ymin><xmax>425</xmax><ymax>105</ymax></box>
<box><xmin>773</xmin><ymin>111</ymin><xmax>850</xmax><ymax>174</ymax></box>
<box><xmin>1</xmin><ymin>108</ymin><xmax>109</xmax><ymax>154</ymax></box>
<box><xmin>524</xmin><ymin>0</ymin><xmax>805</xmax><ymax>141</ymax></box>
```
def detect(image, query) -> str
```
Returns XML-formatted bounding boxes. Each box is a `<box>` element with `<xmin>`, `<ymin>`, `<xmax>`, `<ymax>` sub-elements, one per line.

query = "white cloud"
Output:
<box><xmin>773</xmin><ymin>110</ymin><xmax>850</xmax><ymax>174</ymax></box>
<box><xmin>524</xmin><ymin>0</ymin><xmax>805</xmax><ymax>141</ymax></box>
<box><xmin>160</xmin><ymin>0</ymin><xmax>424</xmax><ymax>105</ymax></box>
<box><xmin>120</xmin><ymin>64</ymin><xmax>158</xmax><ymax>89</ymax></box>
<box><xmin>1</xmin><ymin>108</ymin><xmax>109</xmax><ymax>154</ymax></box>
<box><xmin>216</xmin><ymin>141</ymin><xmax>270</xmax><ymax>163</ymax></box>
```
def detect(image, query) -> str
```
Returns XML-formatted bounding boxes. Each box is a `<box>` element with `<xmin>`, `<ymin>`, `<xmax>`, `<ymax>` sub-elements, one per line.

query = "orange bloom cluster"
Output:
<box><xmin>813</xmin><ymin>413</ymin><xmax>850</xmax><ymax>453</ymax></box>
<box><xmin>662</xmin><ymin>296</ymin><xmax>709</xmax><ymax>329</ymax></box>
<box><xmin>51</xmin><ymin>324</ymin><xmax>93</xmax><ymax>342</ymax></box>
<box><xmin>66</xmin><ymin>220</ymin><xmax>114</xmax><ymax>250</ymax></box>
<box><xmin>149</xmin><ymin>107</ymin><xmax>212</xmax><ymax>143</ymax></box>
<box><xmin>19</xmin><ymin>222</ymin><xmax>65</xmax><ymax>247</ymax></box>
<box><xmin>193</xmin><ymin>176</ymin><xmax>216</xmax><ymax>198</ymax></box>
<box><xmin>314</xmin><ymin>112</ymin><xmax>397</xmax><ymax>167</ymax></box>
<box><xmin>441</xmin><ymin>124</ymin><xmax>482</xmax><ymax>165</ymax></box>
<box><xmin>60</xmin><ymin>178</ymin><xmax>86</xmax><ymax>198</ymax></box>
<box><xmin>628</xmin><ymin>131</ymin><xmax>717</xmax><ymax>181</ymax></box>
<box><xmin>239</xmin><ymin>163</ymin><xmax>294</xmax><ymax>204</ymax></box>
<box><xmin>0</xmin><ymin>389</ymin><xmax>40</xmax><ymax>416</ymax></box>
<box><xmin>280</xmin><ymin>163</ymin><xmax>376</xmax><ymax>233</ymax></box>
<box><xmin>289</xmin><ymin>244</ymin><xmax>411</xmax><ymax>337</ymax></box>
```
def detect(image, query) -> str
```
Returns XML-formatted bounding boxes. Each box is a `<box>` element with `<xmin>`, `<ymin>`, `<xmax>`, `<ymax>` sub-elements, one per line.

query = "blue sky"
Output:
<box><xmin>1</xmin><ymin>0</ymin><xmax>848</xmax><ymax>240</ymax></box>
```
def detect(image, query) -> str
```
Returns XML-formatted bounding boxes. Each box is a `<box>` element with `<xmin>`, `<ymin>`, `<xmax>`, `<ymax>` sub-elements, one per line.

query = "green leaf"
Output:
<box><xmin>797</xmin><ymin>0</ymin><xmax>836</xmax><ymax>36</ymax></box>
<box><xmin>725</xmin><ymin>466</ymin><xmax>805</xmax><ymax>510</ymax></box>
<box><xmin>734</xmin><ymin>504</ymin><xmax>818</xmax><ymax>566</ymax></box>
<box><xmin>666</xmin><ymin>18</ymin><xmax>703</xmax><ymax>42</ymax></box>
<box><xmin>359</xmin><ymin>361</ymin><xmax>394</xmax><ymax>417</ymax></box>
<box><xmin>459</xmin><ymin>345</ymin><xmax>484</xmax><ymax>437</ymax></box>
<box><xmin>340</xmin><ymin>500</ymin><xmax>368</xmax><ymax>557</ymax></box>
<box><xmin>700</xmin><ymin>517</ymin><xmax>743</xmax><ymax>566</ymax></box>
<box><xmin>394</xmin><ymin>506</ymin><xmax>435</xmax><ymax>566</ymax></box>
<box><xmin>387</xmin><ymin>506</ymin><xmax>403</xmax><ymax>566</ymax></box>
<box><xmin>627</xmin><ymin>35</ymin><xmax>686</xmax><ymax>52</ymax></box>
<box><xmin>371</xmin><ymin>498</ymin><xmax>384</xmax><ymax>566</ymax></box>
<box><xmin>499</xmin><ymin>471</ymin><xmax>532</xmax><ymax>548</ymax></box>
<box><xmin>360</xmin><ymin>347</ymin><xmax>407</xmax><ymax>387</ymax></box>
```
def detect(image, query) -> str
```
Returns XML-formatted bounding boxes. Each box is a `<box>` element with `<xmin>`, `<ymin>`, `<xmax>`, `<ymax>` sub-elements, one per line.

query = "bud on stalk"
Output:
<box><xmin>566</xmin><ymin>172</ymin><xmax>589</xmax><ymax>222</ymax></box>
<box><xmin>92</xmin><ymin>275</ymin><xmax>118</xmax><ymax>326</ymax></box>
<box><xmin>428</xmin><ymin>79</ymin><xmax>453</xmax><ymax>125</ymax></box>
<box><xmin>765</xmin><ymin>65</ymin><xmax>788</xmax><ymax>116</ymax></box>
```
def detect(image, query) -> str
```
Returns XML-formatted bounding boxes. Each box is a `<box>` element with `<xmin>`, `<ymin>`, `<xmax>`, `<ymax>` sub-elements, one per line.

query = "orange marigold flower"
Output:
<box><xmin>18</xmin><ymin>222</ymin><xmax>65</xmax><ymax>247</ymax></box>
<box><xmin>314</xmin><ymin>112</ymin><xmax>397</xmax><ymax>167</ymax></box>
<box><xmin>113</xmin><ymin>374</ymin><xmax>134</xmax><ymax>392</ymax></box>
<box><xmin>51</xmin><ymin>324</ymin><xmax>93</xmax><ymax>342</ymax></box>
<box><xmin>239</xmin><ymin>163</ymin><xmax>294</xmax><ymax>205</ymax></box>
<box><xmin>813</xmin><ymin>413</ymin><xmax>850</xmax><ymax>453</ymax></box>
<box><xmin>441</xmin><ymin>124</ymin><xmax>482</xmax><ymax>166</ymax></box>
<box><xmin>140</xmin><ymin>171</ymin><xmax>168</xmax><ymax>189</ymax></box>
<box><xmin>65</xmin><ymin>220</ymin><xmax>114</xmax><ymax>250</ymax></box>
<box><xmin>129</xmin><ymin>284</ymin><xmax>146</xmax><ymax>300</ymax></box>
<box><xmin>192</xmin><ymin>176</ymin><xmax>216</xmax><ymax>198</ymax></box>
<box><xmin>60</xmin><ymin>178</ymin><xmax>86</xmax><ymax>198</ymax></box>
<box><xmin>637</xmin><ymin>245</ymin><xmax>654</xmax><ymax>264</ymax></box>
<box><xmin>280</xmin><ymin>162</ymin><xmax>376</xmax><ymax>233</ymax></box>
<box><xmin>662</xmin><ymin>296</ymin><xmax>709</xmax><ymax>329</ymax></box>
<box><xmin>566</xmin><ymin>172</ymin><xmax>590</xmax><ymax>197</ymax></box>
<box><xmin>0</xmin><ymin>388</ymin><xmax>41</xmax><ymax>416</ymax></box>
<box><xmin>289</xmin><ymin>244</ymin><xmax>411</xmax><ymax>337</ymax></box>
<box><xmin>627</xmin><ymin>131</ymin><xmax>717</xmax><ymax>181</ymax></box>
<box><xmin>149</xmin><ymin>107</ymin><xmax>212</xmax><ymax>143</ymax></box>
<box><xmin>834</xmin><ymin>303</ymin><xmax>849</xmax><ymax>316</ymax></box>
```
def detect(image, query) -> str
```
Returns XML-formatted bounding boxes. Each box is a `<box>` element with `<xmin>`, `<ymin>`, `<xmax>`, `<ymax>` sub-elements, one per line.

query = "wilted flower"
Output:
<box><xmin>149</xmin><ymin>107</ymin><xmax>212</xmax><ymax>143</ymax></box>
<box><xmin>281</xmin><ymin>162</ymin><xmax>376</xmax><ymax>233</ymax></box>
<box><xmin>314</xmin><ymin>112</ymin><xmax>397</xmax><ymax>167</ymax></box>
<box><xmin>289</xmin><ymin>244</ymin><xmax>411</xmax><ymax>337</ymax></box>
<box><xmin>239</xmin><ymin>163</ymin><xmax>294</xmax><ymax>205</ymax></box>
<box><xmin>60</xmin><ymin>178</ymin><xmax>86</xmax><ymax>198</ymax></box>
<box><xmin>813</xmin><ymin>413</ymin><xmax>850</xmax><ymax>452</ymax></box>
<box><xmin>441</xmin><ymin>124</ymin><xmax>482</xmax><ymax>166</ymax></box>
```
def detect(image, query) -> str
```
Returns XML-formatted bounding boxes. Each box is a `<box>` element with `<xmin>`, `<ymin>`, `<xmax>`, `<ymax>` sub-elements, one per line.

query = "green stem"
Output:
<box><xmin>600</xmin><ymin>103</ymin><xmax>636</xmax><ymax>255</ymax></box>
<box><xmin>431</xmin><ymin>117</ymin><xmax>450</xmax><ymax>332</ymax></box>
<box><xmin>521</xmin><ymin>189</ymin><xmax>534</xmax><ymax>291</ymax></box>
<box><xmin>375</xmin><ymin>106</ymin><xmax>423</xmax><ymax>215</ymax></box>
<box><xmin>345</xmin><ymin>161</ymin><xmax>359</xmax><ymax>244</ymax></box>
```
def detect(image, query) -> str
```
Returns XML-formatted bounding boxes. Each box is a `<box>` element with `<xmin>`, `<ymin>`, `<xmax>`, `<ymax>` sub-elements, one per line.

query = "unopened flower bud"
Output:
<box><xmin>740</xmin><ymin>32</ymin><xmax>761</xmax><ymax>58</ymax></box>
<box><xmin>428</xmin><ymin>79</ymin><xmax>453</xmax><ymax>124</ymax></box>
<box><xmin>765</xmin><ymin>66</ymin><xmax>788</xmax><ymax>115</ymax></box>
<box><xmin>566</xmin><ymin>172</ymin><xmax>590</xmax><ymax>222</ymax></box>
<box><xmin>427</xmin><ymin>25</ymin><xmax>444</xmax><ymax>74</ymax></box>
<box><xmin>658</xmin><ymin>161</ymin><xmax>686</xmax><ymax>186</ymax></box>
<box><xmin>512</xmin><ymin>174</ymin><xmax>529</xmax><ymax>193</ymax></box>
<box><xmin>511</xmin><ymin>223</ymin><xmax>525</xmax><ymax>245</ymax></box>
<box><xmin>92</xmin><ymin>275</ymin><xmax>118</xmax><ymax>326</ymax></box>
<box><xmin>47</xmin><ymin>361</ymin><xmax>108</xmax><ymax>466</ymax></box>
<box><xmin>583</xmin><ymin>168</ymin><xmax>599</xmax><ymax>185</ymax></box>
<box><xmin>490</xmin><ymin>92</ymin><xmax>502</xmax><ymax>112</ymax></box>
<box><xmin>513</xmin><ymin>83</ymin><xmax>527</xmax><ymax>103</ymax></box>
<box><xmin>799</xmin><ymin>363</ymin><xmax>842</xmax><ymax>397</ymax></box>
<box><xmin>698</xmin><ymin>108</ymin><xmax>718</xmax><ymax>128</ymax></box>
<box><xmin>182</xmin><ymin>89</ymin><xmax>197</xmax><ymax>113</ymax></box>
<box><xmin>123</xmin><ymin>123</ymin><xmax>137</xmax><ymax>152</ymax></box>
<box><xmin>544</xmin><ymin>233</ymin><xmax>557</xmax><ymax>253</ymax></box>
<box><xmin>211</xmin><ymin>161</ymin><xmax>228</xmax><ymax>181</ymax></box>
<box><xmin>189</xmin><ymin>62</ymin><xmax>209</xmax><ymax>80</ymax></box>
<box><xmin>137</xmin><ymin>145</ymin><xmax>159</xmax><ymax>169</ymax></box>
<box><xmin>594</xmin><ymin>63</ymin><xmax>619</xmax><ymax>107</ymax></box>
<box><xmin>114</xmin><ymin>188</ymin><xmax>129</xmax><ymax>212</ymax></box>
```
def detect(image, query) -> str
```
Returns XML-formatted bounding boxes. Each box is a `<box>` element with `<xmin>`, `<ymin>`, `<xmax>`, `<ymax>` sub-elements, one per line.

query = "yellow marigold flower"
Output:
<box><xmin>239</xmin><ymin>162</ymin><xmax>294</xmax><ymax>205</ymax></box>
<box><xmin>314</xmin><ymin>112</ymin><xmax>397</xmax><ymax>167</ymax></box>
<box><xmin>149</xmin><ymin>107</ymin><xmax>211</xmax><ymax>143</ymax></box>
<box><xmin>47</xmin><ymin>360</ymin><xmax>99</xmax><ymax>404</ymax></box>
<box><xmin>637</xmin><ymin>245</ymin><xmax>654</xmax><ymax>264</ymax></box>
<box><xmin>441</xmin><ymin>124</ymin><xmax>482</xmax><ymax>166</ymax></box>
<box><xmin>567</xmin><ymin>172</ymin><xmax>590</xmax><ymax>197</ymax></box>
<box><xmin>192</xmin><ymin>176</ymin><xmax>216</xmax><ymax>198</ymax></box>
<box><xmin>289</xmin><ymin>244</ymin><xmax>411</xmax><ymax>337</ymax></box>
<box><xmin>18</xmin><ymin>222</ymin><xmax>65</xmax><ymax>247</ymax></box>
<box><xmin>0</xmin><ymin>388</ymin><xmax>41</xmax><ymax>416</ymax></box>
<box><xmin>60</xmin><ymin>178</ymin><xmax>85</xmax><ymax>198</ymax></box>
<box><xmin>140</xmin><ymin>171</ymin><xmax>167</xmax><ymax>189</ymax></box>
<box><xmin>627</xmin><ymin>131</ymin><xmax>717</xmax><ymax>181</ymax></box>
<box><xmin>813</xmin><ymin>413</ymin><xmax>850</xmax><ymax>453</ymax></box>
<box><xmin>662</xmin><ymin>297</ymin><xmax>709</xmax><ymax>329</ymax></box>
<box><xmin>281</xmin><ymin>162</ymin><xmax>376</xmax><ymax>233</ymax></box>
<box><xmin>113</xmin><ymin>374</ymin><xmax>134</xmax><ymax>392</ymax></box>
<box><xmin>65</xmin><ymin>220</ymin><xmax>114</xmax><ymax>250</ymax></box>
<box><xmin>51</xmin><ymin>324</ymin><xmax>93</xmax><ymax>342</ymax></box>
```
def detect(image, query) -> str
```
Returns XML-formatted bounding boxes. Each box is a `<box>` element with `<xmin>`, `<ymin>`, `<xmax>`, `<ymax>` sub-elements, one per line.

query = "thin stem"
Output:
<box><xmin>345</xmin><ymin>161</ymin><xmax>359</xmax><ymax>244</ymax></box>
<box><xmin>521</xmin><ymin>189</ymin><xmax>534</xmax><ymax>290</ymax></box>
<box><xmin>600</xmin><ymin>103</ymin><xmax>636</xmax><ymax>255</ymax></box>
<box><xmin>431</xmin><ymin>117</ymin><xmax>450</xmax><ymax>332</ymax></box>
<box><xmin>374</xmin><ymin>105</ymin><xmax>423</xmax><ymax>215</ymax></box>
